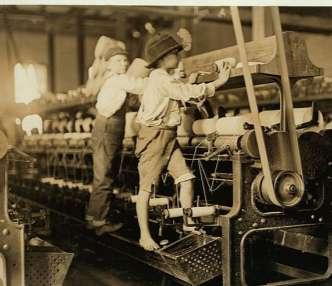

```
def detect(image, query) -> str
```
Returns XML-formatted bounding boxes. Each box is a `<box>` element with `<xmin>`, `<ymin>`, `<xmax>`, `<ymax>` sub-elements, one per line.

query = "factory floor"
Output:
<box><xmin>53</xmin><ymin>223</ymin><xmax>332</xmax><ymax>286</ymax></box>
<box><xmin>63</xmin><ymin>247</ymin><xmax>177</xmax><ymax>286</ymax></box>
<box><xmin>62</xmin><ymin>248</ymin><xmax>332</xmax><ymax>286</ymax></box>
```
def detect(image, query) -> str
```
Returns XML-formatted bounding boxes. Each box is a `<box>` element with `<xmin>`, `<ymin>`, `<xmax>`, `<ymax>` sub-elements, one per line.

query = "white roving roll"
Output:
<box><xmin>131</xmin><ymin>195</ymin><xmax>169</xmax><ymax>206</ymax></box>
<box><xmin>190</xmin><ymin>206</ymin><xmax>216</xmax><ymax>217</ymax></box>
<box><xmin>164</xmin><ymin>208</ymin><xmax>183</xmax><ymax>218</ymax></box>
<box><xmin>192</xmin><ymin>117</ymin><xmax>218</xmax><ymax>136</ymax></box>
<box><xmin>259</xmin><ymin>107</ymin><xmax>324</xmax><ymax>129</ymax></box>
<box><xmin>216</xmin><ymin>114</ymin><xmax>254</xmax><ymax>136</ymax></box>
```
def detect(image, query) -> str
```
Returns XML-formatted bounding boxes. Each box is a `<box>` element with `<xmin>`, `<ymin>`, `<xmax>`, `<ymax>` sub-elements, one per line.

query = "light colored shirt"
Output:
<box><xmin>96</xmin><ymin>73</ymin><xmax>147</xmax><ymax>118</ymax></box>
<box><xmin>136</xmin><ymin>68</ymin><xmax>215</xmax><ymax>127</ymax></box>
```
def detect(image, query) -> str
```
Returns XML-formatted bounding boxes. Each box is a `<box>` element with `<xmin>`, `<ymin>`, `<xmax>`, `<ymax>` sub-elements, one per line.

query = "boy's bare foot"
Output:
<box><xmin>139</xmin><ymin>236</ymin><xmax>160</xmax><ymax>251</ymax></box>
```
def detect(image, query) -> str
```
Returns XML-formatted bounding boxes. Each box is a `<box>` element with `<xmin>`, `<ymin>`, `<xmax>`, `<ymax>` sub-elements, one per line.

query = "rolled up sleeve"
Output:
<box><xmin>117</xmin><ymin>74</ymin><xmax>148</xmax><ymax>95</ymax></box>
<box><xmin>162</xmin><ymin>78</ymin><xmax>215</xmax><ymax>101</ymax></box>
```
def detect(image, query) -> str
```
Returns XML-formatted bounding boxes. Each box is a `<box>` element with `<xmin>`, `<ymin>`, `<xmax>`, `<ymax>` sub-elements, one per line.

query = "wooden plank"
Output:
<box><xmin>183</xmin><ymin>32</ymin><xmax>323</xmax><ymax>78</ymax></box>
<box><xmin>183</xmin><ymin>34</ymin><xmax>276</xmax><ymax>74</ymax></box>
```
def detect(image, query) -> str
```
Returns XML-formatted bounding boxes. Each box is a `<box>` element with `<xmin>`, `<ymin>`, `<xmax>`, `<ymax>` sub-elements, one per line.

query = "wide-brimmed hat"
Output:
<box><xmin>145</xmin><ymin>32</ymin><xmax>183</xmax><ymax>68</ymax></box>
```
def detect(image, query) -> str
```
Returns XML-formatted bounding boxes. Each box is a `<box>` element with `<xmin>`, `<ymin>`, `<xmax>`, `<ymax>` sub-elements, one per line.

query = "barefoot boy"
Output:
<box><xmin>135</xmin><ymin>32</ymin><xmax>232</xmax><ymax>251</ymax></box>
<box><xmin>86</xmin><ymin>36</ymin><xmax>147</xmax><ymax>234</ymax></box>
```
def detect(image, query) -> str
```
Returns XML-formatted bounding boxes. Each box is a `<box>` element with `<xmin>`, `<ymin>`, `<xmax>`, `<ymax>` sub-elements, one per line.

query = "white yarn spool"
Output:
<box><xmin>192</xmin><ymin>118</ymin><xmax>218</xmax><ymax>136</ymax></box>
<box><xmin>75</xmin><ymin>119</ymin><xmax>84</xmax><ymax>133</ymax></box>
<box><xmin>190</xmin><ymin>206</ymin><xmax>216</xmax><ymax>217</ymax></box>
<box><xmin>216</xmin><ymin>114</ymin><xmax>254</xmax><ymax>136</ymax></box>
<box><xmin>164</xmin><ymin>208</ymin><xmax>183</xmax><ymax>218</ymax></box>
<box><xmin>260</xmin><ymin>107</ymin><xmax>325</xmax><ymax>130</ymax></box>
<box><xmin>82</xmin><ymin>117</ymin><xmax>94</xmax><ymax>133</ymax></box>
<box><xmin>130</xmin><ymin>195</ymin><xmax>169</xmax><ymax>206</ymax></box>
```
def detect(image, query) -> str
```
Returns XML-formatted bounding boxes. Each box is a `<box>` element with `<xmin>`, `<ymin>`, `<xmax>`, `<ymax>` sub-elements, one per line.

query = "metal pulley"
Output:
<box><xmin>252</xmin><ymin>170</ymin><xmax>305</xmax><ymax>208</ymax></box>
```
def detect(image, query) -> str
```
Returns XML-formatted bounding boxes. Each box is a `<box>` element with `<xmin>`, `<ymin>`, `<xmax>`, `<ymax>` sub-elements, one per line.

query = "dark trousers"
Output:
<box><xmin>87</xmin><ymin>113</ymin><xmax>125</xmax><ymax>221</ymax></box>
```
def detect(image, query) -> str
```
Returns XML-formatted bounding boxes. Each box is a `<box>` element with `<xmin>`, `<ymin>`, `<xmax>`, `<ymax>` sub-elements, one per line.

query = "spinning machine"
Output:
<box><xmin>7</xmin><ymin>7</ymin><xmax>332</xmax><ymax>286</ymax></box>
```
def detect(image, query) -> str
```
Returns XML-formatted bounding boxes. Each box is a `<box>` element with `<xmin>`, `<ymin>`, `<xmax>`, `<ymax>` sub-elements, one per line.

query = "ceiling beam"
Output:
<box><xmin>1</xmin><ymin>6</ymin><xmax>332</xmax><ymax>35</ymax></box>
<box><xmin>101</xmin><ymin>6</ymin><xmax>332</xmax><ymax>34</ymax></box>
<box><xmin>0</xmin><ymin>12</ymin><xmax>117</xmax><ymax>35</ymax></box>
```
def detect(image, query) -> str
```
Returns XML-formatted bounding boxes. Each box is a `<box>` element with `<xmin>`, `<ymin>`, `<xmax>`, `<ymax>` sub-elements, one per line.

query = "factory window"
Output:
<box><xmin>14</xmin><ymin>63</ymin><xmax>47</xmax><ymax>104</ymax></box>
<box><xmin>14</xmin><ymin>63</ymin><xmax>46</xmax><ymax>135</ymax></box>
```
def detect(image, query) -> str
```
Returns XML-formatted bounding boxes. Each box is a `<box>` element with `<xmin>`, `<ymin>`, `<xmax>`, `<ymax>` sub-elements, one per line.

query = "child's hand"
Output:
<box><xmin>217</xmin><ymin>63</ymin><xmax>231</xmax><ymax>85</ymax></box>
<box><xmin>188</xmin><ymin>72</ymin><xmax>199</xmax><ymax>84</ymax></box>
<box><xmin>213</xmin><ymin>57</ymin><xmax>236</xmax><ymax>87</ymax></box>
<box><xmin>214</xmin><ymin>57</ymin><xmax>236</xmax><ymax>72</ymax></box>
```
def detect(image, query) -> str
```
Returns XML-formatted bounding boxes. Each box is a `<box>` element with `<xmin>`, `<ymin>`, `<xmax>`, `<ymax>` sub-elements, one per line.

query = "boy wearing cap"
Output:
<box><xmin>86</xmin><ymin>36</ymin><xmax>147</xmax><ymax>234</ymax></box>
<box><xmin>135</xmin><ymin>32</ymin><xmax>232</xmax><ymax>251</ymax></box>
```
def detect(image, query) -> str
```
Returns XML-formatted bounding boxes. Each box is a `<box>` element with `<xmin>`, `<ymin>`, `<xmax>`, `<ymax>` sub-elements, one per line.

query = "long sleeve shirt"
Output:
<box><xmin>136</xmin><ymin>68</ymin><xmax>215</xmax><ymax>127</ymax></box>
<box><xmin>96</xmin><ymin>73</ymin><xmax>147</xmax><ymax>118</ymax></box>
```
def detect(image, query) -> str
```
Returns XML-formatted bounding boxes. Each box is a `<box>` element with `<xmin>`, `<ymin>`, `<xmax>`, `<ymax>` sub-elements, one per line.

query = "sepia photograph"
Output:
<box><xmin>0</xmin><ymin>3</ymin><xmax>332</xmax><ymax>285</ymax></box>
